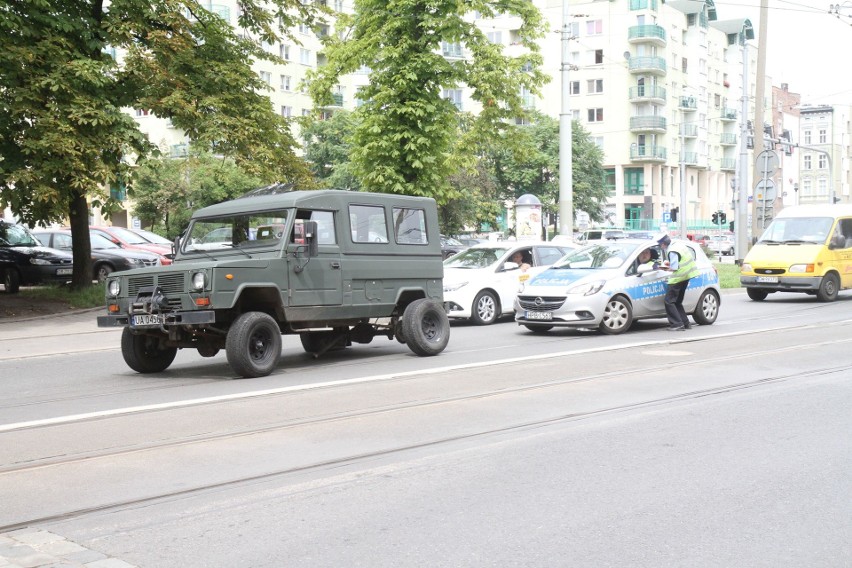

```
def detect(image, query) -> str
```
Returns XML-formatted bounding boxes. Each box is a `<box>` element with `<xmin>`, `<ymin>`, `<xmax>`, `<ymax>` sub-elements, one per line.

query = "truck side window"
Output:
<box><xmin>393</xmin><ymin>207</ymin><xmax>427</xmax><ymax>245</ymax></box>
<box><xmin>292</xmin><ymin>210</ymin><xmax>337</xmax><ymax>245</ymax></box>
<box><xmin>349</xmin><ymin>204</ymin><xmax>389</xmax><ymax>243</ymax></box>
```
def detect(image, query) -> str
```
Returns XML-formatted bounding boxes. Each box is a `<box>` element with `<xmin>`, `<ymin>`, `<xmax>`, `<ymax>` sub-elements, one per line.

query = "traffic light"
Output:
<box><xmin>712</xmin><ymin>212</ymin><xmax>718</xmax><ymax>224</ymax></box>
<box><xmin>671</xmin><ymin>207</ymin><xmax>678</xmax><ymax>222</ymax></box>
<box><xmin>719</xmin><ymin>212</ymin><xmax>727</xmax><ymax>225</ymax></box>
<box><xmin>729</xmin><ymin>220</ymin><xmax>735</xmax><ymax>232</ymax></box>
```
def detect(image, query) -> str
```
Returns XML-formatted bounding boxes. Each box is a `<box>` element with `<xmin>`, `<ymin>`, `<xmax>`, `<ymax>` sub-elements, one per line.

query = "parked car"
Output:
<box><xmin>90</xmin><ymin>225</ymin><xmax>173</xmax><ymax>265</ymax></box>
<box><xmin>515</xmin><ymin>239</ymin><xmax>721</xmax><ymax>334</ymax></box>
<box><xmin>575</xmin><ymin>228</ymin><xmax>629</xmax><ymax>244</ymax></box>
<box><xmin>0</xmin><ymin>222</ymin><xmax>73</xmax><ymax>293</ymax></box>
<box><xmin>688</xmin><ymin>233</ymin><xmax>711</xmax><ymax>246</ymax></box>
<box><xmin>443</xmin><ymin>242</ymin><xmax>573</xmax><ymax>325</ymax></box>
<box><xmin>130</xmin><ymin>228</ymin><xmax>173</xmax><ymax>246</ymax></box>
<box><xmin>707</xmin><ymin>234</ymin><xmax>735</xmax><ymax>256</ymax></box>
<box><xmin>31</xmin><ymin>229</ymin><xmax>160</xmax><ymax>282</ymax></box>
<box><xmin>440</xmin><ymin>235</ymin><xmax>468</xmax><ymax>259</ymax></box>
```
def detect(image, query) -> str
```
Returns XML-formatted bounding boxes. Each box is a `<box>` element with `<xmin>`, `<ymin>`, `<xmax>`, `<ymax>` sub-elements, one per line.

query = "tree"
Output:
<box><xmin>440</xmin><ymin>161</ymin><xmax>503</xmax><ymax>236</ymax></box>
<box><xmin>0</xmin><ymin>0</ymin><xmax>318</xmax><ymax>289</ymax></box>
<box><xmin>132</xmin><ymin>152</ymin><xmax>264</xmax><ymax>239</ymax></box>
<box><xmin>308</xmin><ymin>0</ymin><xmax>547</xmax><ymax>204</ymax></box>
<box><xmin>299</xmin><ymin>111</ymin><xmax>361</xmax><ymax>191</ymax></box>
<box><xmin>489</xmin><ymin>113</ymin><xmax>609</xmax><ymax>227</ymax></box>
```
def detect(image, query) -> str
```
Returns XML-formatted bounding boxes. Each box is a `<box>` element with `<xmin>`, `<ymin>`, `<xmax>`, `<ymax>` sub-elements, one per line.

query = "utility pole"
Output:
<box><xmin>750</xmin><ymin>0</ymin><xmax>770</xmax><ymax>239</ymax></box>
<box><xmin>558</xmin><ymin>0</ymin><xmax>574</xmax><ymax>237</ymax></box>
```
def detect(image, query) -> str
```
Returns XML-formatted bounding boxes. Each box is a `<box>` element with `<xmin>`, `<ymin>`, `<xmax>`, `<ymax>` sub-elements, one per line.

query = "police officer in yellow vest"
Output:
<box><xmin>657</xmin><ymin>234</ymin><xmax>699</xmax><ymax>331</ymax></box>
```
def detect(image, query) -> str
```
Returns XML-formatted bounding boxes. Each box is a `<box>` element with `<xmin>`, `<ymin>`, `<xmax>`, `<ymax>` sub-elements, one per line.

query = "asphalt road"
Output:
<box><xmin>1</xmin><ymin>291</ymin><xmax>850</xmax><ymax>567</ymax></box>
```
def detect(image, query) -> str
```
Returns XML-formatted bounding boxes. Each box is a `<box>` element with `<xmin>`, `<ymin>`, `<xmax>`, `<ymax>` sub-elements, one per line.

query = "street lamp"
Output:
<box><xmin>558</xmin><ymin>2</ymin><xmax>575</xmax><ymax>237</ymax></box>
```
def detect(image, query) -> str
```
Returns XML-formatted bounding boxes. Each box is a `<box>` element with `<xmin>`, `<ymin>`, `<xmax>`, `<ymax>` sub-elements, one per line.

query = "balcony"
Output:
<box><xmin>681</xmin><ymin>123</ymin><xmax>698</xmax><ymax>138</ymax></box>
<box><xmin>720</xmin><ymin>107</ymin><xmax>738</xmax><ymax>121</ymax></box>
<box><xmin>628</xmin><ymin>25</ymin><xmax>666</xmax><ymax>47</ymax></box>
<box><xmin>628</xmin><ymin>85</ymin><xmax>666</xmax><ymax>103</ymax></box>
<box><xmin>319</xmin><ymin>93</ymin><xmax>344</xmax><ymax>108</ymax></box>
<box><xmin>679</xmin><ymin>96</ymin><xmax>697</xmax><ymax>111</ymax></box>
<box><xmin>720</xmin><ymin>133</ymin><xmax>737</xmax><ymax>145</ymax></box>
<box><xmin>629</xmin><ymin>115</ymin><xmax>667</xmax><ymax>133</ymax></box>
<box><xmin>630</xmin><ymin>144</ymin><xmax>667</xmax><ymax>162</ymax></box>
<box><xmin>680</xmin><ymin>152</ymin><xmax>699</xmax><ymax>165</ymax></box>
<box><xmin>720</xmin><ymin>158</ymin><xmax>737</xmax><ymax>171</ymax></box>
<box><xmin>628</xmin><ymin>56</ymin><xmax>667</xmax><ymax>76</ymax></box>
<box><xmin>629</xmin><ymin>0</ymin><xmax>659</xmax><ymax>10</ymax></box>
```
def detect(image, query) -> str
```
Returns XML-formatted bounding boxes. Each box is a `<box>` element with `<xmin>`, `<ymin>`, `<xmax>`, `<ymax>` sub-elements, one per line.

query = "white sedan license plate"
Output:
<box><xmin>526</xmin><ymin>311</ymin><xmax>552</xmax><ymax>321</ymax></box>
<box><xmin>756</xmin><ymin>276</ymin><xmax>778</xmax><ymax>283</ymax></box>
<box><xmin>56</xmin><ymin>268</ymin><xmax>72</xmax><ymax>275</ymax></box>
<box><xmin>131</xmin><ymin>314</ymin><xmax>164</xmax><ymax>327</ymax></box>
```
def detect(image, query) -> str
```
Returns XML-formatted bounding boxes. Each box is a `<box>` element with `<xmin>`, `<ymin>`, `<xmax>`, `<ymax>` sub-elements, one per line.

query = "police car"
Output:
<box><xmin>514</xmin><ymin>238</ymin><xmax>721</xmax><ymax>334</ymax></box>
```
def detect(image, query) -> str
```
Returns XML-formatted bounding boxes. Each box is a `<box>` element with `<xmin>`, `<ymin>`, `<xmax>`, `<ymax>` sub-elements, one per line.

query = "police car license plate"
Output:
<box><xmin>131</xmin><ymin>314</ymin><xmax>164</xmax><ymax>327</ymax></box>
<box><xmin>756</xmin><ymin>276</ymin><xmax>778</xmax><ymax>283</ymax></box>
<box><xmin>526</xmin><ymin>311</ymin><xmax>552</xmax><ymax>321</ymax></box>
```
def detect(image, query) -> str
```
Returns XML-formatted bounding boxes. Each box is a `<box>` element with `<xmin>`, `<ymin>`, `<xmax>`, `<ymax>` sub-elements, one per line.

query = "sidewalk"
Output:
<box><xmin>0</xmin><ymin>308</ymin><xmax>121</xmax><ymax>361</ymax></box>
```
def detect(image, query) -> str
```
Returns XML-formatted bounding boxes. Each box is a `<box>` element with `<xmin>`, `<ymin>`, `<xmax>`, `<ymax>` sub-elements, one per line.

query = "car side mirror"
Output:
<box><xmin>503</xmin><ymin>261</ymin><xmax>520</xmax><ymax>271</ymax></box>
<box><xmin>303</xmin><ymin>220</ymin><xmax>319</xmax><ymax>257</ymax></box>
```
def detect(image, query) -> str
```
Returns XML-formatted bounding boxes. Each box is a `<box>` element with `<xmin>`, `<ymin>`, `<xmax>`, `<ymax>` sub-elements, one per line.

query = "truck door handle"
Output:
<box><xmin>331</xmin><ymin>262</ymin><xmax>340</xmax><ymax>269</ymax></box>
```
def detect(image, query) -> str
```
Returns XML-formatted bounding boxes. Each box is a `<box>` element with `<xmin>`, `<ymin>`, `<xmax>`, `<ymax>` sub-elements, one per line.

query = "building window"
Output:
<box><xmin>624</xmin><ymin>168</ymin><xmax>643</xmax><ymax>195</ymax></box>
<box><xmin>442</xmin><ymin>88</ymin><xmax>463</xmax><ymax>110</ymax></box>
<box><xmin>586</xmin><ymin>19</ymin><xmax>603</xmax><ymax>35</ymax></box>
<box><xmin>818</xmin><ymin>177</ymin><xmax>828</xmax><ymax>196</ymax></box>
<box><xmin>486</xmin><ymin>30</ymin><xmax>502</xmax><ymax>44</ymax></box>
<box><xmin>803</xmin><ymin>154</ymin><xmax>812</xmax><ymax>170</ymax></box>
<box><xmin>280</xmin><ymin>75</ymin><xmax>291</xmax><ymax>91</ymax></box>
<box><xmin>299</xmin><ymin>23</ymin><xmax>311</xmax><ymax>34</ymax></box>
<box><xmin>587</xmin><ymin>79</ymin><xmax>603</xmax><ymax>94</ymax></box>
<box><xmin>300</xmin><ymin>48</ymin><xmax>311</xmax><ymax>65</ymax></box>
<box><xmin>569</xmin><ymin>81</ymin><xmax>580</xmax><ymax>95</ymax></box>
<box><xmin>592</xmin><ymin>136</ymin><xmax>604</xmax><ymax>148</ymax></box>
<box><xmin>819</xmin><ymin>129</ymin><xmax>827</xmax><ymax>143</ymax></box>
<box><xmin>594</xmin><ymin>49</ymin><xmax>603</xmax><ymax>64</ymax></box>
<box><xmin>333</xmin><ymin>0</ymin><xmax>343</xmax><ymax>10</ymax></box>
<box><xmin>803</xmin><ymin>129</ymin><xmax>811</xmax><ymax>144</ymax></box>
<box><xmin>302</xmin><ymin>109</ymin><xmax>311</xmax><ymax>116</ymax></box>
<box><xmin>259</xmin><ymin>71</ymin><xmax>271</xmax><ymax>85</ymax></box>
<box><xmin>442</xmin><ymin>41</ymin><xmax>463</xmax><ymax>58</ymax></box>
<box><xmin>280</xmin><ymin>44</ymin><xmax>290</xmax><ymax>60</ymax></box>
<box><xmin>681</xmin><ymin>57</ymin><xmax>688</xmax><ymax>72</ymax></box>
<box><xmin>281</xmin><ymin>106</ymin><xmax>292</xmax><ymax>117</ymax></box>
<box><xmin>604</xmin><ymin>168</ymin><xmax>616</xmax><ymax>196</ymax></box>
<box><xmin>135</xmin><ymin>109</ymin><xmax>150</xmax><ymax>117</ymax></box>
<box><xmin>587</xmin><ymin>108</ymin><xmax>604</xmax><ymax>122</ymax></box>
<box><xmin>819</xmin><ymin>154</ymin><xmax>828</xmax><ymax>169</ymax></box>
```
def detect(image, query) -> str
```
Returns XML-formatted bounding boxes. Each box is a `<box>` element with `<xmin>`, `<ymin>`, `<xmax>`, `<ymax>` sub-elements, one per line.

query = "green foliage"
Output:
<box><xmin>489</xmin><ymin>114</ymin><xmax>609</xmax><ymax>225</ymax></box>
<box><xmin>0</xmin><ymin>0</ymin><xmax>319</xmax><ymax>287</ymax></box>
<box><xmin>133</xmin><ymin>152</ymin><xmax>263</xmax><ymax>239</ymax></box>
<box><xmin>299</xmin><ymin>111</ymin><xmax>361</xmax><ymax>190</ymax></box>
<box><xmin>308</xmin><ymin>0</ymin><xmax>548</xmax><ymax>204</ymax></box>
<box><xmin>25</xmin><ymin>282</ymin><xmax>106</xmax><ymax>309</ymax></box>
<box><xmin>440</xmin><ymin>161</ymin><xmax>503</xmax><ymax>236</ymax></box>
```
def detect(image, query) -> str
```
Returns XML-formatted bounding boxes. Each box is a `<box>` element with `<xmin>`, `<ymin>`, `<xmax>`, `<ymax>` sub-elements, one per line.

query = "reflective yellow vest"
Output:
<box><xmin>667</xmin><ymin>242</ymin><xmax>699</xmax><ymax>284</ymax></box>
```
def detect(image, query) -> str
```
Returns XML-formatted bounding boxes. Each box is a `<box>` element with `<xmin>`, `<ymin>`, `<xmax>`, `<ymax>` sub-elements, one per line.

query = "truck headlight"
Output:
<box><xmin>788</xmin><ymin>264</ymin><xmax>814</xmax><ymax>274</ymax></box>
<box><xmin>741</xmin><ymin>263</ymin><xmax>752</xmax><ymax>273</ymax></box>
<box><xmin>108</xmin><ymin>279</ymin><xmax>120</xmax><ymax>297</ymax></box>
<box><xmin>191</xmin><ymin>271</ymin><xmax>207</xmax><ymax>290</ymax></box>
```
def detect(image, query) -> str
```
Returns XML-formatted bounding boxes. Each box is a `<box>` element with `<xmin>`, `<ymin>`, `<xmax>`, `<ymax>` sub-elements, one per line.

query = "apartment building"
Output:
<box><xmin>797</xmin><ymin>105</ymin><xmax>851</xmax><ymax>205</ymax></box>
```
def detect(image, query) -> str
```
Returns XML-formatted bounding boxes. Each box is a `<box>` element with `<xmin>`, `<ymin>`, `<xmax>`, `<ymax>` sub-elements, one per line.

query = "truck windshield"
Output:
<box><xmin>183</xmin><ymin>210</ymin><xmax>289</xmax><ymax>253</ymax></box>
<box><xmin>758</xmin><ymin>217</ymin><xmax>833</xmax><ymax>244</ymax></box>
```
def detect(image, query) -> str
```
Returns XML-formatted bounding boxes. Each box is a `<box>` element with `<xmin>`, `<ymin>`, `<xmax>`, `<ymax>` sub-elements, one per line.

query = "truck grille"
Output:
<box><xmin>127</xmin><ymin>273</ymin><xmax>186</xmax><ymax>297</ymax></box>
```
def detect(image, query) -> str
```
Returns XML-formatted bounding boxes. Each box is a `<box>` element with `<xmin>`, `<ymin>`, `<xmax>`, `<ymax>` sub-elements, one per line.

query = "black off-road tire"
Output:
<box><xmin>300</xmin><ymin>329</ymin><xmax>348</xmax><ymax>353</ymax></box>
<box><xmin>746</xmin><ymin>288</ymin><xmax>768</xmax><ymax>301</ymax></box>
<box><xmin>225</xmin><ymin>312</ymin><xmax>282</xmax><ymax>378</ymax></box>
<box><xmin>402</xmin><ymin>299</ymin><xmax>450</xmax><ymax>356</ymax></box>
<box><xmin>197</xmin><ymin>343</ymin><xmax>220</xmax><ymax>358</ymax></box>
<box><xmin>816</xmin><ymin>273</ymin><xmax>840</xmax><ymax>302</ymax></box>
<box><xmin>121</xmin><ymin>328</ymin><xmax>178</xmax><ymax>373</ymax></box>
<box><xmin>598</xmin><ymin>295</ymin><xmax>633</xmax><ymax>335</ymax></box>
<box><xmin>3</xmin><ymin>269</ymin><xmax>20</xmax><ymax>294</ymax></box>
<box><xmin>692</xmin><ymin>290</ymin><xmax>720</xmax><ymax>325</ymax></box>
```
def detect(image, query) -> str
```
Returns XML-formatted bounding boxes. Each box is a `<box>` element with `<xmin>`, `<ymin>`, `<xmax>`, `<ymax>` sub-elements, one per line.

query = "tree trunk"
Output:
<box><xmin>68</xmin><ymin>191</ymin><xmax>93</xmax><ymax>290</ymax></box>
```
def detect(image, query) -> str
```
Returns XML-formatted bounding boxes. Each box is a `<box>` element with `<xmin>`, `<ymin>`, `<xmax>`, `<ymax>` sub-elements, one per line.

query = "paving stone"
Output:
<box><xmin>37</xmin><ymin>543</ymin><xmax>85</xmax><ymax>557</ymax></box>
<box><xmin>13</xmin><ymin>533</ymin><xmax>64</xmax><ymax>547</ymax></box>
<box><xmin>84</xmin><ymin>559</ymin><xmax>137</xmax><ymax>568</ymax></box>
<box><xmin>10</xmin><ymin>552</ymin><xmax>59</xmax><ymax>568</ymax></box>
<box><xmin>63</xmin><ymin>550</ymin><xmax>106</xmax><ymax>564</ymax></box>
<box><xmin>0</xmin><ymin>545</ymin><xmax>36</xmax><ymax>558</ymax></box>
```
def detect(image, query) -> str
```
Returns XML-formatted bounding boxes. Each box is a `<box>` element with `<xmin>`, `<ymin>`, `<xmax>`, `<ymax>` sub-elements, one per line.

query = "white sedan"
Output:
<box><xmin>443</xmin><ymin>243</ymin><xmax>573</xmax><ymax>325</ymax></box>
<box><xmin>514</xmin><ymin>239</ymin><xmax>721</xmax><ymax>334</ymax></box>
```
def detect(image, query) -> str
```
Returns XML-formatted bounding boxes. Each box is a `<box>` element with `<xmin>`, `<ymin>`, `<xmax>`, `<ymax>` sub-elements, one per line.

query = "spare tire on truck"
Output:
<box><xmin>402</xmin><ymin>298</ymin><xmax>450</xmax><ymax>356</ymax></box>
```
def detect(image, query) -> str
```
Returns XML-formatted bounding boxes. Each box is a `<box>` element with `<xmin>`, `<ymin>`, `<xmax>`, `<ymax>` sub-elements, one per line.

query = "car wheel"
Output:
<box><xmin>3</xmin><ymin>269</ymin><xmax>21</xmax><ymax>294</ymax></box>
<box><xmin>816</xmin><ymin>272</ymin><xmax>840</xmax><ymax>302</ymax></box>
<box><xmin>95</xmin><ymin>263</ymin><xmax>114</xmax><ymax>283</ymax></box>
<box><xmin>524</xmin><ymin>324</ymin><xmax>553</xmax><ymax>333</ymax></box>
<box><xmin>746</xmin><ymin>288</ymin><xmax>768</xmax><ymax>301</ymax></box>
<box><xmin>120</xmin><ymin>328</ymin><xmax>178</xmax><ymax>373</ymax></box>
<box><xmin>471</xmin><ymin>290</ymin><xmax>499</xmax><ymax>325</ymax></box>
<box><xmin>402</xmin><ymin>298</ymin><xmax>450</xmax><ymax>356</ymax></box>
<box><xmin>225</xmin><ymin>311</ymin><xmax>282</xmax><ymax>378</ymax></box>
<box><xmin>598</xmin><ymin>295</ymin><xmax>633</xmax><ymax>335</ymax></box>
<box><xmin>692</xmin><ymin>290</ymin><xmax>720</xmax><ymax>325</ymax></box>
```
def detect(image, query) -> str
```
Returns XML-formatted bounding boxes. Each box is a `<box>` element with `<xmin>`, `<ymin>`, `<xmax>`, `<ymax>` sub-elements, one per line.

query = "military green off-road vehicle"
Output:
<box><xmin>97</xmin><ymin>187</ymin><xmax>450</xmax><ymax>377</ymax></box>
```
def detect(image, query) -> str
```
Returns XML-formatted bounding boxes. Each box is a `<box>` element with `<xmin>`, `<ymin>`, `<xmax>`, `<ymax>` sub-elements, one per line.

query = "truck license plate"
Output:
<box><xmin>526</xmin><ymin>311</ymin><xmax>552</xmax><ymax>321</ymax></box>
<box><xmin>756</xmin><ymin>276</ymin><xmax>778</xmax><ymax>283</ymax></box>
<box><xmin>131</xmin><ymin>314</ymin><xmax>164</xmax><ymax>327</ymax></box>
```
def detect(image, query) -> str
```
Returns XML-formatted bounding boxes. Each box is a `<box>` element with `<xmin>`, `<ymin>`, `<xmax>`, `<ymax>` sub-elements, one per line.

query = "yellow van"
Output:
<box><xmin>740</xmin><ymin>204</ymin><xmax>852</xmax><ymax>301</ymax></box>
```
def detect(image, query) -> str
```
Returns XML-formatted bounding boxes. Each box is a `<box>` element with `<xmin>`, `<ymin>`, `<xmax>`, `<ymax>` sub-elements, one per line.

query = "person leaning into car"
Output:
<box><xmin>657</xmin><ymin>234</ymin><xmax>699</xmax><ymax>331</ymax></box>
